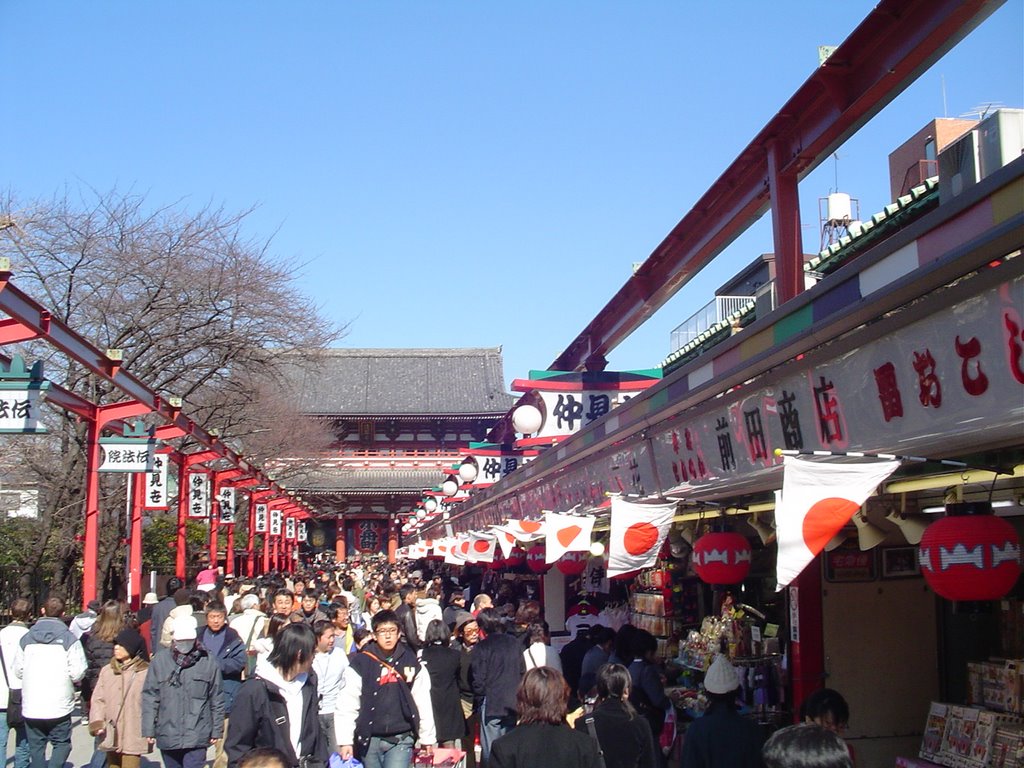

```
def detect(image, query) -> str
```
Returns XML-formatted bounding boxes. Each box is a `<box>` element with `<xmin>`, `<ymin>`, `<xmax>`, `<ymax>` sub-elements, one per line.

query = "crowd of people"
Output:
<box><xmin>0</xmin><ymin>554</ymin><xmax>854</xmax><ymax>768</ymax></box>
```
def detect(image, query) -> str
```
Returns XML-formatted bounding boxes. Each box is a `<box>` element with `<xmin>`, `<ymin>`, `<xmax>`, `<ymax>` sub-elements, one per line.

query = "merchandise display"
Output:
<box><xmin>917</xmin><ymin>700</ymin><xmax>1024</xmax><ymax>767</ymax></box>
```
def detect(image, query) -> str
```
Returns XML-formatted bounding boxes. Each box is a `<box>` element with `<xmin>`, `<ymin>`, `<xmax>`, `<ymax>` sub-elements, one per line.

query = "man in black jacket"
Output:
<box><xmin>394</xmin><ymin>584</ymin><xmax>422</xmax><ymax>651</ymax></box>
<box><xmin>469</xmin><ymin>608</ymin><xmax>526</xmax><ymax>764</ymax></box>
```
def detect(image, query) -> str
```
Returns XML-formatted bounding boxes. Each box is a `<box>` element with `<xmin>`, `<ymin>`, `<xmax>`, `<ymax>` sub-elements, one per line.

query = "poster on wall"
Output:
<box><xmin>346</xmin><ymin>519</ymin><xmax>385</xmax><ymax>556</ymax></box>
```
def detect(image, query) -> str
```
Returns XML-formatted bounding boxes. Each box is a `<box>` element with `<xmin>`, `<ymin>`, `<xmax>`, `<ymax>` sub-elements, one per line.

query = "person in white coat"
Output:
<box><xmin>13</xmin><ymin>596</ymin><xmax>88</xmax><ymax>768</ymax></box>
<box><xmin>0</xmin><ymin>597</ymin><xmax>31</xmax><ymax>768</ymax></box>
<box><xmin>523</xmin><ymin>621</ymin><xmax>563</xmax><ymax>673</ymax></box>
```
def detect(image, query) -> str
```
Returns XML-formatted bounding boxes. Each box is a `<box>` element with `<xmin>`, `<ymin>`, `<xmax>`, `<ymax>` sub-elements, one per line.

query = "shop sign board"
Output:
<box><xmin>187</xmin><ymin>472</ymin><xmax>210</xmax><ymax>518</ymax></box>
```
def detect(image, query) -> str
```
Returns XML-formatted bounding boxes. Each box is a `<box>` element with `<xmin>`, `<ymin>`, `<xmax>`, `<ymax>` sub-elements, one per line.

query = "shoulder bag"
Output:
<box><xmin>0</xmin><ymin>641</ymin><xmax>23</xmax><ymax>726</ymax></box>
<box><xmin>583</xmin><ymin>714</ymin><xmax>608</xmax><ymax>768</ymax></box>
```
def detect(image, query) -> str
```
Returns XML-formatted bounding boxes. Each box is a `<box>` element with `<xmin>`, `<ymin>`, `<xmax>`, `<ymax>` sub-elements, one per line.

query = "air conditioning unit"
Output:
<box><xmin>939</xmin><ymin>130</ymin><xmax>981</xmax><ymax>203</ymax></box>
<box><xmin>978</xmin><ymin>108</ymin><xmax>1024</xmax><ymax>179</ymax></box>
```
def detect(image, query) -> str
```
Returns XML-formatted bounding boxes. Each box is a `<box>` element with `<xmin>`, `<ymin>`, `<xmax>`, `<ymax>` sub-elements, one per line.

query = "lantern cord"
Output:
<box><xmin>773</xmin><ymin>449</ymin><xmax>1012</xmax><ymax>476</ymax></box>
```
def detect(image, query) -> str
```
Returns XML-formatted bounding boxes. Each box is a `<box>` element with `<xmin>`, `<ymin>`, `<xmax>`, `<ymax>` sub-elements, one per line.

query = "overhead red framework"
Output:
<box><xmin>549</xmin><ymin>0</ymin><xmax>1003</xmax><ymax>372</ymax></box>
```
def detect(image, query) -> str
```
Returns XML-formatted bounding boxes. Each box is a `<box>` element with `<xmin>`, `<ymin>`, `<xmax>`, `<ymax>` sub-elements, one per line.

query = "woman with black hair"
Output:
<box><xmin>489</xmin><ymin>667</ymin><xmax>600</xmax><ymax>768</ymax></box>
<box><xmin>420</xmin><ymin>619</ymin><xmax>466</xmax><ymax>750</ymax></box>
<box><xmin>575</xmin><ymin>664</ymin><xmax>657</xmax><ymax>768</ymax></box>
<box><xmin>627</xmin><ymin>630</ymin><xmax>670</xmax><ymax>742</ymax></box>
<box><xmin>225</xmin><ymin>623</ymin><xmax>328</xmax><ymax>768</ymax></box>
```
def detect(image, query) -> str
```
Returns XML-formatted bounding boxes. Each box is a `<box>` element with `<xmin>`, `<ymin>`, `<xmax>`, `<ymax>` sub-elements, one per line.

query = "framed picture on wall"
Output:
<box><xmin>881</xmin><ymin>546</ymin><xmax>920</xmax><ymax>579</ymax></box>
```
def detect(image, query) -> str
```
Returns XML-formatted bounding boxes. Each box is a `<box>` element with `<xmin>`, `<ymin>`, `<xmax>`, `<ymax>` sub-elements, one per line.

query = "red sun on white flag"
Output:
<box><xmin>608</xmin><ymin>498</ymin><xmax>676</xmax><ymax>576</ymax></box>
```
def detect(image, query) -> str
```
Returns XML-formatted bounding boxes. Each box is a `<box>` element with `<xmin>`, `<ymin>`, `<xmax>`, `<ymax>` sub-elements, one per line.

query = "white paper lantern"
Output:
<box><xmin>458</xmin><ymin>460</ymin><xmax>479</xmax><ymax>483</ymax></box>
<box><xmin>442</xmin><ymin>476</ymin><xmax>459</xmax><ymax>497</ymax></box>
<box><xmin>512</xmin><ymin>404</ymin><xmax>543</xmax><ymax>435</ymax></box>
<box><xmin>590</xmin><ymin>541</ymin><xmax>606</xmax><ymax>557</ymax></box>
<box><xmin>424</xmin><ymin>498</ymin><xmax>438</xmax><ymax>513</ymax></box>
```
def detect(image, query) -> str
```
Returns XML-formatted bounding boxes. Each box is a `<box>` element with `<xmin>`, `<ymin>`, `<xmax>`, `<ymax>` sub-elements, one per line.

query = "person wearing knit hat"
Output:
<box><xmin>89</xmin><ymin>627</ymin><xmax>152</xmax><ymax>764</ymax></box>
<box><xmin>680</xmin><ymin>654</ymin><xmax>765</xmax><ymax>767</ymax></box>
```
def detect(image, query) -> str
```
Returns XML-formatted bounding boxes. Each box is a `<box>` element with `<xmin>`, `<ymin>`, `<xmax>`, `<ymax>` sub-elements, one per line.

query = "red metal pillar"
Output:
<box><xmin>128</xmin><ymin>472</ymin><xmax>145</xmax><ymax>611</ymax></box>
<box><xmin>247</xmin><ymin>489</ymin><xmax>272</xmax><ymax>577</ymax></box>
<box><xmin>789</xmin><ymin>562</ymin><xmax>825</xmax><ymax>720</ymax></box>
<box><xmin>767</xmin><ymin>141</ymin><xmax>805</xmax><ymax>305</ymax></box>
<box><xmin>82</xmin><ymin>400</ymin><xmax>151</xmax><ymax>605</ymax></box>
<box><xmin>335</xmin><ymin>520</ymin><xmax>346</xmax><ymax>563</ymax></box>
<box><xmin>174</xmin><ymin>451</ymin><xmax>219</xmax><ymax>581</ymax></box>
<box><xmin>209</xmin><ymin>472</ymin><xmax>221</xmax><ymax>568</ymax></box>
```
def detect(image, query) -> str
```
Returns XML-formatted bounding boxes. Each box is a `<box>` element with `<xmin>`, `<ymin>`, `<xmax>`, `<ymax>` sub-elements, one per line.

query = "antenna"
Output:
<box><xmin>941</xmin><ymin>74</ymin><xmax>948</xmax><ymax>118</ymax></box>
<box><xmin>961</xmin><ymin>102</ymin><xmax>1005</xmax><ymax>121</ymax></box>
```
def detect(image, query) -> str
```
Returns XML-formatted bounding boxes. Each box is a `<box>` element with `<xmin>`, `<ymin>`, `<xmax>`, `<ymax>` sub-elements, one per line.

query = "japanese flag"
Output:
<box><xmin>608</xmin><ymin>498</ymin><xmax>676</xmax><ymax>576</ymax></box>
<box><xmin>467</xmin><ymin>533</ymin><xmax>497</xmax><ymax>563</ymax></box>
<box><xmin>490</xmin><ymin>527</ymin><xmax>519</xmax><ymax>559</ymax></box>
<box><xmin>775</xmin><ymin>456</ymin><xmax>899</xmax><ymax>590</ymax></box>
<box><xmin>444</xmin><ymin>536</ymin><xmax>470</xmax><ymax>566</ymax></box>
<box><xmin>499</xmin><ymin>519</ymin><xmax>546</xmax><ymax>543</ymax></box>
<box><xmin>545</xmin><ymin>512</ymin><xmax>596</xmax><ymax>563</ymax></box>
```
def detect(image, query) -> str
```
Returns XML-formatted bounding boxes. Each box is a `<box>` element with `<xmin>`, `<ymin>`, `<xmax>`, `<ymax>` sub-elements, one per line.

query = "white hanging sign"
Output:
<box><xmin>298</xmin><ymin>521</ymin><xmax>308</xmax><ymax>542</ymax></box>
<box><xmin>0</xmin><ymin>388</ymin><xmax>48</xmax><ymax>433</ymax></box>
<box><xmin>286</xmin><ymin>516</ymin><xmax>297</xmax><ymax>540</ymax></box>
<box><xmin>217</xmin><ymin>486</ymin><xmax>237</xmax><ymax>525</ymax></box>
<box><xmin>254</xmin><ymin>503</ymin><xmax>268</xmax><ymax>533</ymax></box>
<box><xmin>270</xmin><ymin>508</ymin><xmax>282</xmax><ymax>535</ymax></box>
<box><xmin>187</xmin><ymin>472</ymin><xmax>210</xmax><ymax>518</ymax></box>
<box><xmin>143</xmin><ymin>454</ymin><xmax>169</xmax><ymax>510</ymax></box>
<box><xmin>99</xmin><ymin>438</ymin><xmax>156</xmax><ymax>473</ymax></box>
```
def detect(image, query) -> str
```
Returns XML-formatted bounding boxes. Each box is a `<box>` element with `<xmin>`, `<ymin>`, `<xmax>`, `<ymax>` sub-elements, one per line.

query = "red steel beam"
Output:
<box><xmin>550</xmin><ymin>0</ymin><xmax>1003</xmax><ymax>371</ymax></box>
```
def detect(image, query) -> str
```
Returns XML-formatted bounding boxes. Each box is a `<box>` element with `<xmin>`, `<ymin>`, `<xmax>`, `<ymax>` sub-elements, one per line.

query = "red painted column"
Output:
<box><xmin>128</xmin><ymin>472</ymin><xmax>145</xmax><ymax>611</ymax></box>
<box><xmin>225</xmin><ymin>513</ymin><xmax>235</xmax><ymax>576</ymax></box>
<box><xmin>335</xmin><ymin>520</ymin><xmax>346</xmax><ymax>563</ymax></box>
<box><xmin>789</xmin><ymin>562</ymin><xmax>825</xmax><ymax>719</ymax></box>
<box><xmin>82</xmin><ymin>401</ymin><xmax>150</xmax><ymax>605</ymax></box>
<box><xmin>387</xmin><ymin>516</ymin><xmax>397</xmax><ymax>564</ymax></box>
<box><xmin>209</xmin><ymin>473</ymin><xmax>222</xmax><ymax>567</ymax></box>
<box><xmin>767</xmin><ymin>141</ymin><xmax>805</xmax><ymax>305</ymax></box>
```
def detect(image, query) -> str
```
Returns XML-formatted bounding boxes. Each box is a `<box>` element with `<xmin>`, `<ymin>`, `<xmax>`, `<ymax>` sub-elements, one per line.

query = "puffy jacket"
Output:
<box><xmin>13</xmin><ymin>617</ymin><xmax>87</xmax><ymax>719</ymax></box>
<box><xmin>225</xmin><ymin>658</ymin><xmax>327</xmax><ymax>768</ymax></box>
<box><xmin>198</xmin><ymin>625</ymin><xmax>247</xmax><ymax>715</ymax></box>
<box><xmin>81</xmin><ymin>632</ymin><xmax>116</xmax><ymax>704</ymax></box>
<box><xmin>413</xmin><ymin>599</ymin><xmax>442</xmax><ymax>643</ymax></box>
<box><xmin>90</xmin><ymin>659</ymin><xmax>150</xmax><ymax>756</ymax></box>
<box><xmin>470</xmin><ymin>632</ymin><xmax>525</xmax><ymax>719</ymax></box>
<box><xmin>140</xmin><ymin>645</ymin><xmax>224</xmax><ymax>750</ymax></box>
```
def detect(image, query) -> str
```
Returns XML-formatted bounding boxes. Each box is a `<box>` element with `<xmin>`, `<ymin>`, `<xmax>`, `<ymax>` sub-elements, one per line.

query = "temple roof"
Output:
<box><xmin>287</xmin><ymin>466</ymin><xmax>440</xmax><ymax>492</ymax></box>
<box><xmin>280</xmin><ymin>347</ymin><xmax>516</xmax><ymax>417</ymax></box>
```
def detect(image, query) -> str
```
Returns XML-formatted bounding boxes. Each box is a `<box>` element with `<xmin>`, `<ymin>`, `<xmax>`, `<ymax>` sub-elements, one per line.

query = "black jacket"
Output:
<box><xmin>470</xmin><ymin>632</ymin><xmax>525</xmax><ymax>719</ymax></box>
<box><xmin>141</xmin><ymin>646</ymin><xmax>224</xmax><ymax>750</ymax></box>
<box><xmin>225</xmin><ymin>674</ymin><xmax>327</xmax><ymax>768</ymax></box>
<box><xmin>395</xmin><ymin>604</ymin><xmax>422</xmax><ymax>651</ymax></box>
<box><xmin>198</xmin><ymin>625</ymin><xmax>248</xmax><ymax>715</ymax></box>
<box><xmin>679</xmin><ymin>699</ymin><xmax>766</xmax><ymax>768</ymax></box>
<box><xmin>149</xmin><ymin>597</ymin><xmax>175</xmax><ymax>652</ymax></box>
<box><xmin>81</xmin><ymin>632</ymin><xmax>115</xmax><ymax>703</ymax></box>
<box><xmin>575</xmin><ymin>699</ymin><xmax>657</xmax><ymax>768</ymax></box>
<box><xmin>491</xmin><ymin>722</ymin><xmax>601</xmax><ymax>768</ymax></box>
<box><xmin>421</xmin><ymin>644</ymin><xmax>465</xmax><ymax>743</ymax></box>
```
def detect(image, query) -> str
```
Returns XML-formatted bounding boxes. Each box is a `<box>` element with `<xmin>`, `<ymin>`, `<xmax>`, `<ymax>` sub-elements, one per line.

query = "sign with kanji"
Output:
<box><xmin>99</xmin><ymin>439</ymin><xmax>156</xmax><ymax>473</ymax></box>
<box><xmin>298</xmin><ymin>521</ymin><xmax>307</xmax><ymax>542</ymax></box>
<box><xmin>254</xmin><ymin>503</ymin><xmax>268</xmax><ymax>533</ymax></box>
<box><xmin>187</xmin><ymin>472</ymin><xmax>210</xmax><ymax>518</ymax></box>
<box><xmin>346</xmin><ymin>519</ymin><xmax>385</xmax><ymax>556</ymax></box>
<box><xmin>217</xmin><ymin>486</ymin><xmax>236</xmax><ymax>525</ymax></box>
<box><xmin>270</xmin><ymin>508</ymin><xmax>282</xmax><ymax>535</ymax></box>
<box><xmin>285</xmin><ymin>516</ymin><xmax>296</xmax><ymax>539</ymax></box>
<box><xmin>143</xmin><ymin>454</ymin><xmax>169</xmax><ymax>510</ymax></box>
<box><xmin>0</xmin><ymin>356</ymin><xmax>50</xmax><ymax>434</ymax></box>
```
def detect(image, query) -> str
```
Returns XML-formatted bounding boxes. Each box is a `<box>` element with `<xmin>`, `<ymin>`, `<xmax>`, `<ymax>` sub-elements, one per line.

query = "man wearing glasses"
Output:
<box><xmin>327</xmin><ymin>600</ymin><xmax>355</xmax><ymax>654</ymax></box>
<box><xmin>334</xmin><ymin>610</ymin><xmax>436</xmax><ymax>768</ymax></box>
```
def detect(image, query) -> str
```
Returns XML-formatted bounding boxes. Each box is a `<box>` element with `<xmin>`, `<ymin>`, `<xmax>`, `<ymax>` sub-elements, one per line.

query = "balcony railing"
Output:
<box><xmin>670</xmin><ymin>296</ymin><xmax>752</xmax><ymax>353</ymax></box>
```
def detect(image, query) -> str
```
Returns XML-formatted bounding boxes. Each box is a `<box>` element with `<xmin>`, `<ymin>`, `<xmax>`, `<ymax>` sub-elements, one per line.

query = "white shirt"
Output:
<box><xmin>524</xmin><ymin>642</ymin><xmax>563</xmax><ymax>673</ymax></box>
<box><xmin>311</xmin><ymin>648</ymin><xmax>349</xmax><ymax>716</ymax></box>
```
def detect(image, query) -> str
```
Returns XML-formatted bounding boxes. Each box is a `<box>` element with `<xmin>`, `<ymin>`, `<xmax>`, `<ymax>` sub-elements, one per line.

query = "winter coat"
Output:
<box><xmin>394</xmin><ymin>604</ymin><xmax>422</xmax><ymax>651</ymax></box>
<box><xmin>228</xmin><ymin>609</ymin><xmax>268</xmax><ymax>652</ymax></box>
<box><xmin>82</xmin><ymin>632</ymin><xmax>117</xmax><ymax>704</ymax></box>
<box><xmin>420</xmin><ymin>644</ymin><xmax>465</xmax><ymax>743</ymax></box>
<box><xmin>140</xmin><ymin>644</ymin><xmax>224</xmax><ymax>750</ymax></box>
<box><xmin>490</xmin><ymin>722</ymin><xmax>601</xmax><ymax>768</ymax></box>
<box><xmin>574</xmin><ymin>698</ymin><xmax>657</xmax><ymax>768</ymax></box>
<box><xmin>225</xmin><ymin>658</ymin><xmax>327</xmax><ymax>768</ymax></box>
<box><xmin>334</xmin><ymin>641</ymin><xmax>436</xmax><ymax>754</ymax></box>
<box><xmin>149</xmin><ymin>597</ymin><xmax>176</xmax><ymax>652</ymax></box>
<box><xmin>679</xmin><ymin>699</ymin><xmax>766</xmax><ymax>768</ymax></box>
<box><xmin>0</xmin><ymin>622</ymin><xmax>28</xmax><ymax>709</ymax></box>
<box><xmin>90</xmin><ymin>658</ymin><xmax>150</xmax><ymax>756</ymax></box>
<box><xmin>198</xmin><ymin>625</ymin><xmax>247</xmax><ymax>715</ymax></box>
<box><xmin>470</xmin><ymin>632</ymin><xmax>525</xmax><ymax>719</ymax></box>
<box><xmin>628</xmin><ymin>659</ymin><xmax>669</xmax><ymax>737</ymax></box>
<box><xmin>523</xmin><ymin>642</ymin><xmax>562</xmax><ymax>673</ymax></box>
<box><xmin>13</xmin><ymin>617</ymin><xmax>87</xmax><ymax>719</ymax></box>
<box><xmin>413</xmin><ymin>598</ymin><xmax>443</xmax><ymax>643</ymax></box>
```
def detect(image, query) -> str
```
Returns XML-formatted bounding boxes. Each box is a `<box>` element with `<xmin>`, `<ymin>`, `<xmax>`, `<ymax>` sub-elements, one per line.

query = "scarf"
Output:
<box><xmin>110</xmin><ymin>656</ymin><xmax>147</xmax><ymax>676</ymax></box>
<box><xmin>170</xmin><ymin>643</ymin><xmax>204</xmax><ymax>686</ymax></box>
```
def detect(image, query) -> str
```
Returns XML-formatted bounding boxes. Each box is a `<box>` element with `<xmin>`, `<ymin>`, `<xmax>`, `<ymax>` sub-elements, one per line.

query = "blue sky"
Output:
<box><xmin>2</xmin><ymin>2</ymin><xmax>1021</xmax><ymax>389</ymax></box>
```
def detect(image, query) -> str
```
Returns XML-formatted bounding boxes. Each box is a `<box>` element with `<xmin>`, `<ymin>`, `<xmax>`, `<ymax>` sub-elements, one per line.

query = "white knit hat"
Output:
<box><xmin>172</xmin><ymin>615</ymin><xmax>198</xmax><ymax>641</ymax></box>
<box><xmin>704</xmin><ymin>654</ymin><xmax>740</xmax><ymax>694</ymax></box>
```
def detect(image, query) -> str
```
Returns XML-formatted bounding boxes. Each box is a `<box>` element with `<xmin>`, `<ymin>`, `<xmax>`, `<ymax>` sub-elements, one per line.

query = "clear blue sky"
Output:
<box><xmin>2</xmin><ymin>2</ymin><xmax>1021</xmax><ymax>388</ymax></box>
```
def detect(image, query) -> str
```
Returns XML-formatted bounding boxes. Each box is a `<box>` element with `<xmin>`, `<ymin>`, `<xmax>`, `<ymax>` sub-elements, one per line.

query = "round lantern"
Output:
<box><xmin>512</xmin><ymin>404</ymin><xmax>543</xmax><ymax>435</ymax></box>
<box><xmin>556</xmin><ymin>550</ymin><xmax>589</xmax><ymax>576</ymax></box>
<box><xmin>504</xmin><ymin>547</ymin><xmax>527</xmax><ymax>568</ymax></box>
<box><xmin>441</xmin><ymin>476</ymin><xmax>460</xmax><ymax>497</ymax></box>
<box><xmin>692</xmin><ymin>531</ymin><xmax>752</xmax><ymax>585</ymax></box>
<box><xmin>424</xmin><ymin>498</ymin><xmax>438</xmax><ymax>513</ymax></box>
<box><xmin>526</xmin><ymin>545</ymin><xmax>551</xmax><ymax>573</ymax></box>
<box><xmin>458</xmin><ymin>459</ymin><xmax>479</xmax><ymax>484</ymax></box>
<box><xmin>919</xmin><ymin>502</ymin><xmax>1021</xmax><ymax>601</ymax></box>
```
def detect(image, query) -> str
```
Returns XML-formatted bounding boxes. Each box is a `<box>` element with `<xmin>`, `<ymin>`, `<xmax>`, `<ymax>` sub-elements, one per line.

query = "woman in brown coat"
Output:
<box><xmin>89</xmin><ymin>628</ymin><xmax>151</xmax><ymax>768</ymax></box>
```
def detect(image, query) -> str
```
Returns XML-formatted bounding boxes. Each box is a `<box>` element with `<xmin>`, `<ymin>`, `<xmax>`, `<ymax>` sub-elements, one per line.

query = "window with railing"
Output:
<box><xmin>670</xmin><ymin>296</ymin><xmax>752</xmax><ymax>353</ymax></box>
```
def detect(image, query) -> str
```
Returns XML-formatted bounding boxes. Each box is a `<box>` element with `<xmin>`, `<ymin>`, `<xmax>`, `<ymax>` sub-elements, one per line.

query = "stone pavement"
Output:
<box><xmin>5</xmin><ymin>705</ymin><xmax>213</xmax><ymax>768</ymax></box>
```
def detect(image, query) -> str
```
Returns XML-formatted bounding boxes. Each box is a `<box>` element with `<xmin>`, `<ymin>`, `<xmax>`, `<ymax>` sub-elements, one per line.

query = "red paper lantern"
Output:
<box><xmin>504</xmin><ymin>548</ymin><xmax>527</xmax><ymax>568</ymax></box>
<box><xmin>526</xmin><ymin>545</ymin><xmax>550</xmax><ymax>573</ymax></box>
<box><xmin>919</xmin><ymin>502</ymin><xmax>1021</xmax><ymax>601</ymax></box>
<box><xmin>556</xmin><ymin>550</ymin><xmax>589</xmax><ymax>575</ymax></box>
<box><xmin>692</xmin><ymin>531</ymin><xmax>752</xmax><ymax>584</ymax></box>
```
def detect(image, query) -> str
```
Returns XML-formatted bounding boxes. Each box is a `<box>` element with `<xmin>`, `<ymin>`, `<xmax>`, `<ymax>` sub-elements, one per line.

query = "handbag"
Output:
<box><xmin>0</xmin><ymin>642</ymin><xmax>23</xmax><ymax>727</ymax></box>
<box><xmin>583</xmin><ymin>714</ymin><xmax>608</xmax><ymax>768</ymax></box>
<box><xmin>243</xmin><ymin>616</ymin><xmax>262</xmax><ymax>679</ymax></box>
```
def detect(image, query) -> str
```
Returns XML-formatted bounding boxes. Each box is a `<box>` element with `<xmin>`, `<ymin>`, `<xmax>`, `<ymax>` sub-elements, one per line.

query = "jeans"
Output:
<box><xmin>362</xmin><ymin>732</ymin><xmax>414</xmax><ymax>768</ymax></box>
<box><xmin>160</xmin><ymin>747</ymin><xmax>208</xmax><ymax>768</ymax></box>
<box><xmin>319</xmin><ymin>713</ymin><xmax>337</xmax><ymax>752</ymax></box>
<box><xmin>23</xmin><ymin>716</ymin><xmax>72</xmax><ymax>768</ymax></box>
<box><xmin>0</xmin><ymin>709</ymin><xmax>30</xmax><ymax>768</ymax></box>
<box><xmin>479</xmin><ymin>700</ymin><xmax>515</xmax><ymax>765</ymax></box>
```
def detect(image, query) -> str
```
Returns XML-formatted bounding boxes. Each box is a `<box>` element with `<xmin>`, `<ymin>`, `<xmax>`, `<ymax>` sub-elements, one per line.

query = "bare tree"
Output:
<box><xmin>0</xmin><ymin>188</ymin><xmax>345</xmax><ymax>597</ymax></box>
